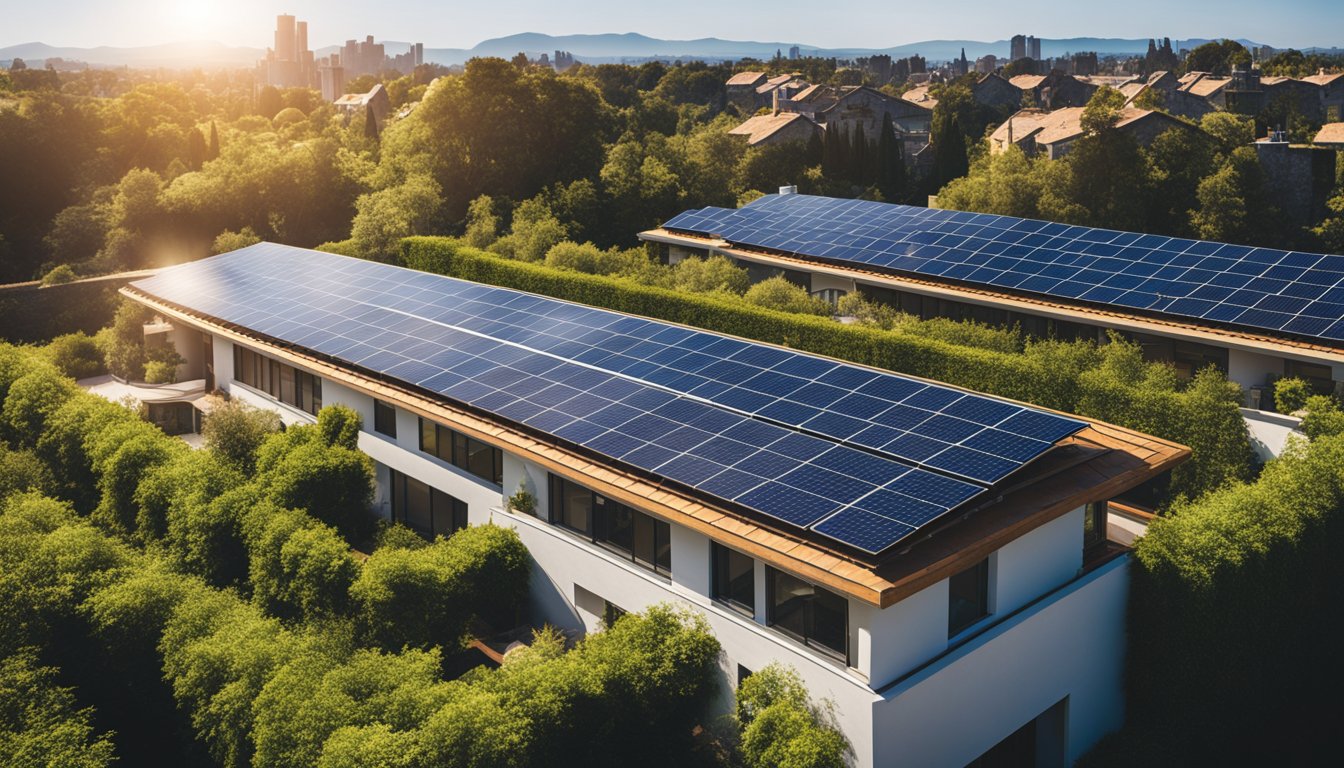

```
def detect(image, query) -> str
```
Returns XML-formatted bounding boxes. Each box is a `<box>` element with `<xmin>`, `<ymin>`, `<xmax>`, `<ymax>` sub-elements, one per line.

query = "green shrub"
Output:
<box><xmin>245</xmin><ymin>506</ymin><xmax>358</xmax><ymax>623</ymax></box>
<box><xmin>91</xmin><ymin>428</ymin><xmax>185</xmax><ymax>538</ymax></box>
<box><xmin>736</xmin><ymin>663</ymin><xmax>849</xmax><ymax>768</ymax></box>
<box><xmin>102</xmin><ymin>300</ymin><xmax>150</xmax><ymax>381</ymax></box>
<box><xmin>134</xmin><ymin>450</ymin><xmax>243</xmax><ymax>544</ymax></box>
<box><xmin>39</xmin><ymin>263</ymin><xmax>78</xmax><ymax>286</ymax></box>
<box><xmin>0</xmin><ymin>445</ymin><xmax>55</xmax><ymax>501</ymax></box>
<box><xmin>316</xmin><ymin>404</ymin><xmax>362</xmax><ymax>450</ymax></box>
<box><xmin>211</xmin><ymin>227</ymin><xmax>261</xmax><ymax>255</ymax></box>
<box><xmin>201</xmin><ymin>398</ymin><xmax>282</xmax><ymax>473</ymax></box>
<box><xmin>35</xmin><ymin>392</ymin><xmax>135</xmax><ymax>514</ymax></box>
<box><xmin>1301</xmin><ymin>395</ymin><xmax>1344</xmax><ymax>440</ymax></box>
<box><xmin>0</xmin><ymin>364</ymin><xmax>79</xmax><ymax>448</ymax></box>
<box><xmin>743</xmin><ymin>276</ymin><xmax>832</xmax><ymax>316</ymax></box>
<box><xmin>44</xmin><ymin>333</ymin><xmax>105</xmax><ymax>379</ymax></box>
<box><xmin>0</xmin><ymin>649</ymin><xmax>117</xmax><ymax>768</ymax></box>
<box><xmin>373</xmin><ymin>521</ymin><xmax>429</xmax><ymax>551</ymax></box>
<box><xmin>670</xmin><ymin>254</ymin><xmax>750</xmax><ymax>294</ymax></box>
<box><xmin>255</xmin><ymin>419</ymin><xmax>375</xmax><ymax>542</ymax></box>
<box><xmin>351</xmin><ymin>524</ymin><xmax>529</xmax><ymax>651</ymax></box>
<box><xmin>1274</xmin><ymin>376</ymin><xmax>1312</xmax><ymax>414</ymax></box>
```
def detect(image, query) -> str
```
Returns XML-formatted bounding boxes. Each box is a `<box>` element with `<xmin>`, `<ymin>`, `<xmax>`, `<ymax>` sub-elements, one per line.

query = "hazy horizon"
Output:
<box><xmin>4</xmin><ymin>0</ymin><xmax>1342</xmax><ymax>52</ymax></box>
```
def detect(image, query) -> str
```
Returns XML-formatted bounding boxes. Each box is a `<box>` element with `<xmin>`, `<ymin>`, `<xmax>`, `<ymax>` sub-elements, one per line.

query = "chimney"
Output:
<box><xmin>773</xmin><ymin>87</ymin><xmax>780</xmax><ymax>115</ymax></box>
<box><xmin>779</xmin><ymin>185</ymin><xmax>798</xmax><ymax>195</ymax></box>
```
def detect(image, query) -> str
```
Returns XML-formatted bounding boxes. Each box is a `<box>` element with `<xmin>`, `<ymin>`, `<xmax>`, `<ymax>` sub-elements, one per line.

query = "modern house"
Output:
<box><xmin>642</xmin><ymin>193</ymin><xmax>1344</xmax><ymax>417</ymax></box>
<box><xmin>121</xmin><ymin>243</ymin><xmax>1184</xmax><ymax>768</ymax></box>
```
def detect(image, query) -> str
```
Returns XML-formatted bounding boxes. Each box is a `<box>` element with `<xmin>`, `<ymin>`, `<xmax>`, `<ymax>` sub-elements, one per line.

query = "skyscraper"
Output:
<box><xmin>262</xmin><ymin>14</ymin><xmax>314</xmax><ymax>89</ymax></box>
<box><xmin>1028</xmin><ymin>36</ymin><xmax>1041</xmax><ymax>61</ymax></box>
<box><xmin>1010</xmin><ymin>34</ymin><xmax>1026</xmax><ymax>61</ymax></box>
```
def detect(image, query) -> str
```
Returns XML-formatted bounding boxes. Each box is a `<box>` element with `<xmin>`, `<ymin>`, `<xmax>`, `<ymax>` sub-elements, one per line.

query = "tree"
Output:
<box><xmin>348</xmin><ymin>174</ymin><xmax>443</xmax><ymax>262</ymax></box>
<box><xmin>737</xmin><ymin>664</ymin><xmax>849</xmax><ymax>768</ymax></box>
<box><xmin>932</xmin><ymin>116</ymin><xmax>969</xmax><ymax>189</ymax></box>
<box><xmin>876</xmin><ymin>112</ymin><xmax>906</xmax><ymax>201</ymax></box>
<box><xmin>1182</xmin><ymin>39</ymin><xmax>1251</xmax><ymax>76</ymax></box>
<box><xmin>0</xmin><ymin>650</ymin><xmax>117</xmax><ymax>768</ymax></box>
<box><xmin>363</xmin><ymin>105</ymin><xmax>379</xmax><ymax>141</ymax></box>
<box><xmin>463</xmin><ymin>194</ymin><xmax>499</xmax><ymax>248</ymax></box>
<box><xmin>211</xmin><ymin>227</ymin><xmax>261</xmax><ymax>255</ymax></box>
<box><xmin>670</xmin><ymin>255</ymin><xmax>750</xmax><ymax>294</ymax></box>
<box><xmin>202</xmin><ymin>399</ymin><xmax>282</xmax><ymax>472</ymax></box>
<box><xmin>743</xmin><ymin>276</ymin><xmax>832</xmax><ymax>315</ymax></box>
<box><xmin>207</xmin><ymin>121</ymin><xmax>219</xmax><ymax>160</ymax></box>
<box><xmin>1079</xmin><ymin>86</ymin><xmax>1128</xmax><ymax>135</ymax></box>
<box><xmin>256</xmin><ymin>86</ymin><xmax>283</xmax><ymax>120</ymax></box>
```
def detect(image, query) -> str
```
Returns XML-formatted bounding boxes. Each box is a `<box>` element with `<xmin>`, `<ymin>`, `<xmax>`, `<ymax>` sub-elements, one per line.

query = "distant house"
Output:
<box><xmin>1315</xmin><ymin>122</ymin><xmax>1344</xmax><ymax>148</ymax></box>
<box><xmin>334</xmin><ymin>83</ymin><xmax>390</xmax><ymax>125</ymax></box>
<box><xmin>785</xmin><ymin>85</ymin><xmax>932</xmax><ymax>136</ymax></box>
<box><xmin>727</xmin><ymin>71</ymin><xmax>810</xmax><ymax>112</ymax></box>
<box><xmin>1009</xmin><ymin>71</ymin><xmax>1098</xmax><ymax>110</ymax></box>
<box><xmin>972</xmin><ymin>73</ymin><xmax>1021</xmax><ymax>112</ymax></box>
<box><xmin>1177</xmin><ymin>72</ymin><xmax>1233</xmax><ymax>109</ymax></box>
<box><xmin>728</xmin><ymin>112</ymin><xmax>821</xmax><ymax>147</ymax></box>
<box><xmin>900</xmin><ymin>83</ymin><xmax>938</xmax><ymax>110</ymax></box>
<box><xmin>1125</xmin><ymin>71</ymin><xmax>1216</xmax><ymax>121</ymax></box>
<box><xmin>1301</xmin><ymin>71</ymin><xmax>1344</xmax><ymax>122</ymax></box>
<box><xmin>1255</xmin><ymin>132</ymin><xmax>1337</xmax><ymax>226</ymax></box>
<box><xmin>989</xmin><ymin>106</ymin><xmax>1200</xmax><ymax>159</ymax></box>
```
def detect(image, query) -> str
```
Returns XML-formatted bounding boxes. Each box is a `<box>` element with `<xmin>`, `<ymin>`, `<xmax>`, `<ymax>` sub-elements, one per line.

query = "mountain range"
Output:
<box><xmin>0</xmin><ymin>33</ymin><xmax>1305</xmax><ymax>71</ymax></box>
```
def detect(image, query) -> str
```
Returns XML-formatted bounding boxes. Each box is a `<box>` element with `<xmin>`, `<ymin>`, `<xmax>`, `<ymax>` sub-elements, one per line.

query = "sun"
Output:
<box><xmin>170</xmin><ymin>0</ymin><xmax>217</xmax><ymax>36</ymax></box>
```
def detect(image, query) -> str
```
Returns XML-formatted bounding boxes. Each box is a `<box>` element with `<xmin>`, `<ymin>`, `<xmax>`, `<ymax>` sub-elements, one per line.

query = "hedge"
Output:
<box><xmin>401</xmin><ymin>237</ymin><xmax>1254</xmax><ymax>501</ymax></box>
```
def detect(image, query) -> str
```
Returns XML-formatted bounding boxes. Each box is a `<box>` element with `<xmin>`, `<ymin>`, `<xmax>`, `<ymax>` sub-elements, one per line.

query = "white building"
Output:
<box><xmin>122</xmin><ymin>244</ymin><xmax>1185</xmax><ymax>768</ymax></box>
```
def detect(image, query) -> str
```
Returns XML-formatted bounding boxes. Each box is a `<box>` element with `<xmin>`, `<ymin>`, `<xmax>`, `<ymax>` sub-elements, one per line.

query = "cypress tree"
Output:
<box><xmin>877</xmin><ymin>113</ymin><xmax>906</xmax><ymax>202</ymax></box>
<box><xmin>850</xmin><ymin>123</ymin><xmax>869</xmax><ymax>186</ymax></box>
<box><xmin>208</xmin><ymin>121</ymin><xmax>220</xmax><ymax>160</ymax></box>
<box><xmin>364</xmin><ymin>105</ymin><xmax>380</xmax><ymax>141</ymax></box>
<box><xmin>822</xmin><ymin>124</ymin><xmax>842</xmax><ymax>178</ymax></box>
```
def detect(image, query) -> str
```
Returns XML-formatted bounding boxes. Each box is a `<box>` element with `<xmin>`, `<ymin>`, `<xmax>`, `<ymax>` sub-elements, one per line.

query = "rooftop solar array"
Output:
<box><xmin>130</xmin><ymin>244</ymin><xmax>1085</xmax><ymax>556</ymax></box>
<box><xmin>662</xmin><ymin>194</ymin><xmax>1344</xmax><ymax>344</ymax></box>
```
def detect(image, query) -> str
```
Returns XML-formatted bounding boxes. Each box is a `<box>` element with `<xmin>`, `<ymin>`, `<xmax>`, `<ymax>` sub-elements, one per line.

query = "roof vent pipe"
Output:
<box><xmin>779</xmin><ymin>184</ymin><xmax>798</xmax><ymax>195</ymax></box>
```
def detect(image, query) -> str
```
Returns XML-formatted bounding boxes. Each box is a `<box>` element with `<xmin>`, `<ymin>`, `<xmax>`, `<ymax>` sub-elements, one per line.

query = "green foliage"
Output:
<box><xmin>349</xmin><ymin>174</ymin><xmax>443</xmax><ymax>262</ymax></box>
<box><xmin>373</xmin><ymin>521</ymin><xmax>430</xmax><ymax>552</ymax></box>
<box><xmin>255</xmin><ymin>421</ymin><xmax>375</xmax><ymax>541</ymax></box>
<box><xmin>212</xmin><ymin>226</ymin><xmax>262</xmax><ymax>254</ymax></box>
<box><xmin>134</xmin><ymin>448</ymin><xmax>242</xmax><ymax>544</ymax></box>
<box><xmin>462</xmin><ymin>194</ymin><xmax>499</xmax><ymax>249</ymax></box>
<box><xmin>102</xmin><ymin>299</ymin><xmax>150</xmax><ymax>380</ymax></box>
<box><xmin>143</xmin><ymin>357</ymin><xmax>179</xmax><ymax>384</ymax></box>
<box><xmin>737</xmin><ymin>664</ymin><xmax>848</xmax><ymax>768</ymax></box>
<box><xmin>91</xmin><ymin>426</ymin><xmax>186</xmax><ymax>538</ymax></box>
<box><xmin>246</xmin><ymin>507</ymin><xmax>358</xmax><ymax>623</ymax></box>
<box><xmin>507</xmin><ymin>483</ymin><xmax>537</xmax><ymax>515</ymax></box>
<box><xmin>0</xmin><ymin>444</ymin><xmax>55</xmax><ymax>501</ymax></box>
<box><xmin>743</xmin><ymin>276</ymin><xmax>832</xmax><ymax>315</ymax></box>
<box><xmin>40</xmin><ymin>263</ymin><xmax>77</xmax><ymax>286</ymax></box>
<box><xmin>490</xmin><ymin>197</ymin><xmax>569</xmax><ymax>262</ymax></box>
<box><xmin>44</xmin><ymin>332</ymin><xmax>104</xmax><ymax>379</ymax></box>
<box><xmin>1116</xmin><ymin>433</ymin><xmax>1344</xmax><ymax>764</ymax></box>
<box><xmin>202</xmin><ymin>398</ymin><xmax>283</xmax><ymax>472</ymax></box>
<box><xmin>1274</xmin><ymin>376</ymin><xmax>1313</xmax><ymax>414</ymax></box>
<box><xmin>351</xmin><ymin>524</ymin><xmax>529</xmax><ymax>651</ymax></box>
<box><xmin>544</xmin><ymin>240</ymin><xmax>651</xmax><ymax>276</ymax></box>
<box><xmin>0</xmin><ymin>649</ymin><xmax>117</xmax><ymax>768</ymax></box>
<box><xmin>1181</xmin><ymin>39</ymin><xmax>1252</xmax><ymax>76</ymax></box>
<box><xmin>670</xmin><ymin>254</ymin><xmax>750</xmax><ymax>294</ymax></box>
<box><xmin>317</xmin><ymin>404</ymin><xmax>363</xmax><ymax>450</ymax></box>
<box><xmin>1299</xmin><ymin>395</ymin><xmax>1344</xmax><ymax>440</ymax></box>
<box><xmin>1</xmin><ymin>362</ymin><xmax>78</xmax><ymax>448</ymax></box>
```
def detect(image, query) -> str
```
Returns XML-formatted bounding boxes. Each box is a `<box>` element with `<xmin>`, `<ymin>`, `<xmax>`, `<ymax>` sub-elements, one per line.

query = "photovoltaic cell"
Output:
<box><xmin>129</xmin><ymin>243</ymin><xmax>1086</xmax><ymax>556</ymax></box>
<box><xmin>662</xmin><ymin>193</ymin><xmax>1344</xmax><ymax>345</ymax></box>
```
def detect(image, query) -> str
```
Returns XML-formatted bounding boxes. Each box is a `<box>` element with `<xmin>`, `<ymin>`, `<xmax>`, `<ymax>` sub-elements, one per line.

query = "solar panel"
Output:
<box><xmin>661</xmin><ymin>193</ymin><xmax>1344</xmax><ymax>344</ymax></box>
<box><xmin>129</xmin><ymin>244</ymin><xmax>1084</xmax><ymax>556</ymax></box>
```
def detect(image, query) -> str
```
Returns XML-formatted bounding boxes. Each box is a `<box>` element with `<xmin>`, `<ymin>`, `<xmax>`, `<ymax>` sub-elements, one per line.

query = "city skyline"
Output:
<box><xmin>4</xmin><ymin>0</ymin><xmax>1343</xmax><ymax>52</ymax></box>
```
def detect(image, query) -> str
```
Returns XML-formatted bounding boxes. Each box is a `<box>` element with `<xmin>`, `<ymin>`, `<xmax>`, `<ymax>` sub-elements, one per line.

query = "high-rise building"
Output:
<box><xmin>789</xmin><ymin>45</ymin><xmax>801</xmax><ymax>60</ymax></box>
<box><xmin>261</xmin><ymin>14</ymin><xmax>315</xmax><ymax>89</ymax></box>
<box><xmin>319</xmin><ymin>53</ymin><xmax>345</xmax><ymax>102</ymax></box>
<box><xmin>1010</xmin><ymin>34</ymin><xmax>1026</xmax><ymax>61</ymax></box>
<box><xmin>1028</xmin><ymin>36</ymin><xmax>1041</xmax><ymax>61</ymax></box>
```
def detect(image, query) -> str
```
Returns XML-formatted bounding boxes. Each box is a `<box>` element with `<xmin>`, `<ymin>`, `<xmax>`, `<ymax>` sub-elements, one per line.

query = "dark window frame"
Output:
<box><xmin>231</xmin><ymin>346</ymin><xmax>321</xmax><ymax>416</ymax></box>
<box><xmin>549</xmin><ymin>474</ymin><xmax>672</xmax><ymax>577</ymax></box>
<box><xmin>374</xmin><ymin>400</ymin><xmax>397</xmax><ymax>438</ymax></box>
<box><xmin>948</xmin><ymin>557</ymin><xmax>991</xmax><ymax>637</ymax></box>
<box><xmin>765</xmin><ymin>565</ymin><xmax>848</xmax><ymax>662</ymax></box>
<box><xmin>1083</xmin><ymin>501</ymin><xmax>1108</xmax><ymax>554</ymax></box>
<box><xmin>417</xmin><ymin>417</ymin><xmax>504</xmax><ymax>486</ymax></box>
<box><xmin>711</xmin><ymin>542</ymin><xmax>755</xmax><ymax>616</ymax></box>
<box><xmin>389</xmin><ymin>468</ymin><xmax>468</xmax><ymax>540</ymax></box>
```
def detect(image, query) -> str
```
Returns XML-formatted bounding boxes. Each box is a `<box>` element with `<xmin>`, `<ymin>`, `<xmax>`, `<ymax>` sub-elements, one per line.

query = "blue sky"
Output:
<box><xmin>4</xmin><ymin>0</ymin><xmax>1342</xmax><ymax>50</ymax></box>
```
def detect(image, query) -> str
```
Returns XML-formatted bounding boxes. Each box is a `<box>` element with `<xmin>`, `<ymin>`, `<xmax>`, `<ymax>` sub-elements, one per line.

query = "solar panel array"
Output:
<box><xmin>663</xmin><ymin>194</ymin><xmax>1344</xmax><ymax>343</ymax></box>
<box><xmin>130</xmin><ymin>244</ymin><xmax>1085</xmax><ymax>555</ymax></box>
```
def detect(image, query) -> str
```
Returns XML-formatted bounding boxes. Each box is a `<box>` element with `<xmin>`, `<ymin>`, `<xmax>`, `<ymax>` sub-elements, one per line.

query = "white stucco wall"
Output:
<box><xmin>871</xmin><ymin>556</ymin><xmax>1130</xmax><ymax>768</ymax></box>
<box><xmin>994</xmin><ymin>507</ymin><xmax>1083</xmax><ymax>617</ymax></box>
<box><xmin>811</xmin><ymin>273</ymin><xmax>857</xmax><ymax>295</ymax></box>
<box><xmin>1228</xmin><ymin>347</ymin><xmax>1283</xmax><ymax>395</ymax></box>
<box><xmin>1240</xmin><ymin>407</ymin><xmax>1306</xmax><ymax>462</ymax></box>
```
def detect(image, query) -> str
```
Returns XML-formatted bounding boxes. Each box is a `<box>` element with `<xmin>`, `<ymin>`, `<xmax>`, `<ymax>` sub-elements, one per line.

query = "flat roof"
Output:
<box><xmin>652</xmin><ymin>194</ymin><xmax>1344</xmax><ymax>357</ymax></box>
<box><xmin>125</xmin><ymin>249</ymin><xmax>1182</xmax><ymax>605</ymax></box>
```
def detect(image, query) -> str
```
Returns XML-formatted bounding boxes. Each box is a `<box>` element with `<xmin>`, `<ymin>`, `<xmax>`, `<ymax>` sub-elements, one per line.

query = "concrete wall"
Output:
<box><xmin>1229</xmin><ymin>346</ymin><xmax>1284</xmax><ymax>396</ymax></box>
<box><xmin>871</xmin><ymin>556</ymin><xmax>1130</xmax><ymax>767</ymax></box>
<box><xmin>1241</xmin><ymin>407</ymin><xmax>1306</xmax><ymax>462</ymax></box>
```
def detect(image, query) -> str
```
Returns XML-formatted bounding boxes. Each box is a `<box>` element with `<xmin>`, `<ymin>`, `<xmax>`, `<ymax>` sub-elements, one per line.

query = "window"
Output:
<box><xmin>766</xmin><ymin>566</ymin><xmax>848</xmax><ymax>661</ymax></box>
<box><xmin>549</xmin><ymin>474</ymin><xmax>671</xmax><ymax>577</ymax></box>
<box><xmin>374</xmin><ymin>400</ymin><xmax>397</xmax><ymax>438</ymax></box>
<box><xmin>389</xmin><ymin>469</ymin><xmax>467</xmax><ymax>539</ymax></box>
<box><xmin>1083</xmin><ymin>501</ymin><xmax>1108</xmax><ymax>554</ymax></box>
<box><xmin>712</xmin><ymin>543</ymin><xmax>755</xmax><ymax>615</ymax></box>
<box><xmin>231</xmin><ymin>346</ymin><xmax>321</xmax><ymax>416</ymax></box>
<box><xmin>417</xmin><ymin>417</ymin><xmax>503</xmax><ymax>486</ymax></box>
<box><xmin>948</xmin><ymin>558</ymin><xmax>990</xmax><ymax>637</ymax></box>
<box><xmin>1286</xmin><ymin>359</ymin><xmax>1337</xmax><ymax>397</ymax></box>
<box><xmin>603</xmin><ymin>600</ymin><xmax>627</xmax><ymax>628</ymax></box>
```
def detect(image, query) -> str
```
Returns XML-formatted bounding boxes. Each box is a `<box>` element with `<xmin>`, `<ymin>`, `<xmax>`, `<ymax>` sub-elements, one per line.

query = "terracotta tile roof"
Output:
<box><xmin>1178</xmin><ymin>74</ymin><xmax>1231</xmax><ymax>97</ymax></box>
<box><xmin>728</xmin><ymin>113</ymin><xmax>817</xmax><ymax>146</ymax></box>
<box><xmin>1315</xmin><ymin>122</ymin><xmax>1344</xmax><ymax>146</ymax></box>
<box><xmin>1008</xmin><ymin>74</ymin><xmax>1047</xmax><ymax>90</ymax></box>
<box><xmin>1302</xmin><ymin>71</ymin><xmax>1344</xmax><ymax>86</ymax></box>
<box><xmin>727</xmin><ymin>71</ymin><xmax>766</xmax><ymax>86</ymax></box>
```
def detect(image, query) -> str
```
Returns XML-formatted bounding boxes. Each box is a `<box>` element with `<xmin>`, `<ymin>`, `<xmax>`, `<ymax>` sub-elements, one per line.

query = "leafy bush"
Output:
<box><xmin>1301</xmin><ymin>395</ymin><xmax>1344</xmax><ymax>440</ymax></box>
<box><xmin>743</xmin><ymin>276</ymin><xmax>832</xmax><ymax>316</ymax></box>
<box><xmin>0</xmin><ymin>363</ymin><xmax>79</xmax><ymax>448</ymax></box>
<box><xmin>212</xmin><ymin>227</ymin><xmax>261</xmax><ymax>255</ymax></box>
<box><xmin>40</xmin><ymin>263</ymin><xmax>78</xmax><ymax>286</ymax></box>
<box><xmin>736</xmin><ymin>664</ymin><xmax>849</xmax><ymax>768</ymax></box>
<box><xmin>0</xmin><ymin>649</ymin><xmax>117</xmax><ymax>768</ymax></box>
<box><xmin>316</xmin><ymin>404</ymin><xmax>363</xmax><ymax>450</ymax></box>
<box><xmin>255</xmin><ymin>422</ymin><xmax>375</xmax><ymax>542</ymax></box>
<box><xmin>45</xmin><ymin>333</ymin><xmax>105</xmax><ymax>379</ymax></box>
<box><xmin>202</xmin><ymin>398</ymin><xmax>282</xmax><ymax>472</ymax></box>
<box><xmin>102</xmin><ymin>300</ymin><xmax>150</xmax><ymax>380</ymax></box>
<box><xmin>245</xmin><ymin>507</ymin><xmax>358</xmax><ymax>623</ymax></box>
<box><xmin>1274</xmin><ymin>376</ymin><xmax>1312</xmax><ymax>414</ymax></box>
<box><xmin>373</xmin><ymin>521</ymin><xmax>429</xmax><ymax>551</ymax></box>
<box><xmin>351</xmin><ymin>524</ymin><xmax>529</xmax><ymax>651</ymax></box>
